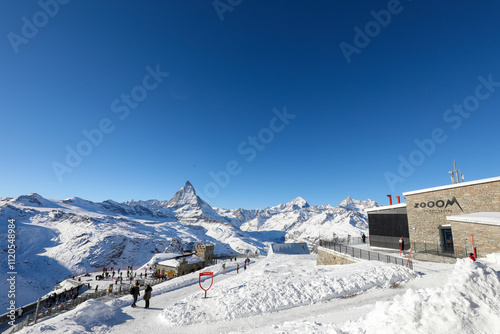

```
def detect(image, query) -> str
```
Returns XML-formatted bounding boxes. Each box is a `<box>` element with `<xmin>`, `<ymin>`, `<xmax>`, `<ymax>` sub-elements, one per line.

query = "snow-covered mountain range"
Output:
<box><xmin>0</xmin><ymin>181</ymin><xmax>378</xmax><ymax>308</ymax></box>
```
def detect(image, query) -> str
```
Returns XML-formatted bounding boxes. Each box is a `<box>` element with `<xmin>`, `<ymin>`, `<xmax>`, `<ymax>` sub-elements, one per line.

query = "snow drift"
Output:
<box><xmin>342</xmin><ymin>258</ymin><xmax>500</xmax><ymax>333</ymax></box>
<box><xmin>159</xmin><ymin>254</ymin><xmax>417</xmax><ymax>327</ymax></box>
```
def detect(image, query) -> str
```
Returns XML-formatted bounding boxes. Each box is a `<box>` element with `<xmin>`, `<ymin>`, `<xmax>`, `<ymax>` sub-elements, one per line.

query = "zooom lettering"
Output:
<box><xmin>413</xmin><ymin>196</ymin><xmax>463</xmax><ymax>211</ymax></box>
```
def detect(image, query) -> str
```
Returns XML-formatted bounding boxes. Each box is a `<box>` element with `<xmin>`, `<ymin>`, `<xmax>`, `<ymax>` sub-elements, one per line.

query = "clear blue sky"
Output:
<box><xmin>1</xmin><ymin>0</ymin><xmax>499</xmax><ymax>209</ymax></box>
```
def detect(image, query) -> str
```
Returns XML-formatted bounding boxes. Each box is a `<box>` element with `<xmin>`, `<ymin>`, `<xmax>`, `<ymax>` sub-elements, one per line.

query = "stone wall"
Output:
<box><xmin>317</xmin><ymin>247</ymin><xmax>359</xmax><ymax>265</ymax></box>
<box><xmin>405</xmin><ymin>178</ymin><xmax>500</xmax><ymax>255</ymax></box>
<box><xmin>178</xmin><ymin>259</ymin><xmax>205</xmax><ymax>276</ymax></box>
<box><xmin>195</xmin><ymin>244</ymin><xmax>214</xmax><ymax>265</ymax></box>
<box><xmin>448</xmin><ymin>220</ymin><xmax>500</xmax><ymax>257</ymax></box>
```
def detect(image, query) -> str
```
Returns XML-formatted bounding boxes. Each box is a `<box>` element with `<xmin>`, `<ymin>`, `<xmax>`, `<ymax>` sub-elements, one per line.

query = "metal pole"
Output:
<box><xmin>34</xmin><ymin>298</ymin><xmax>41</xmax><ymax>324</ymax></box>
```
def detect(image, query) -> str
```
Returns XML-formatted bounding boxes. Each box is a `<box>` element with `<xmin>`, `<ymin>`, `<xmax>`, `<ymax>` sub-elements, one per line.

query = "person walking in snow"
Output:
<box><xmin>130</xmin><ymin>281</ymin><xmax>140</xmax><ymax>307</ymax></box>
<box><xmin>362</xmin><ymin>233</ymin><xmax>366</xmax><ymax>243</ymax></box>
<box><xmin>236</xmin><ymin>263</ymin><xmax>240</xmax><ymax>273</ymax></box>
<box><xmin>222</xmin><ymin>263</ymin><xmax>226</xmax><ymax>274</ymax></box>
<box><xmin>143</xmin><ymin>284</ymin><xmax>152</xmax><ymax>309</ymax></box>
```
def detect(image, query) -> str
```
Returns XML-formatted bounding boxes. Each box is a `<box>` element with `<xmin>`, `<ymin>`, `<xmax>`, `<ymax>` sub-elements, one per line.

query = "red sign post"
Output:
<box><xmin>199</xmin><ymin>272</ymin><xmax>214</xmax><ymax>299</ymax></box>
<box><xmin>472</xmin><ymin>235</ymin><xmax>476</xmax><ymax>260</ymax></box>
<box><xmin>406</xmin><ymin>244</ymin><xmax>413</xmax><ymax>268</ymax></box>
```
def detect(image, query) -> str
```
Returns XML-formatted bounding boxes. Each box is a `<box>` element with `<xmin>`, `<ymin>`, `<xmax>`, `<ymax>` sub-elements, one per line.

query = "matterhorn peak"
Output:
<box><xmin>183</xmin><ymin>180</ymin><xmax>195</xmax><ymax>193</ymax></box>
<box><xmin>167</xmin><ymin>181</ymin><xmax>200</xmax><ymax>208</ymax></box>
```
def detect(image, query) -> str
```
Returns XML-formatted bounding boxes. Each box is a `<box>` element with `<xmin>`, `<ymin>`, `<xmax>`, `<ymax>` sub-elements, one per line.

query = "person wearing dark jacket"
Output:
<box><xmin>143</xmin><ymin>285</ymin><xmax>152</xmax><ymax>309</ymax></box>
<box><xmin>130</xmin><ymin>281</ymin><xmax>140</xmax><ymax>307</ymax></box>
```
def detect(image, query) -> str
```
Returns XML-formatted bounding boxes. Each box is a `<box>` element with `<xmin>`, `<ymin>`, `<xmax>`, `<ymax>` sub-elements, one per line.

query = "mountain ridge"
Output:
<box><xmin>0</xmin><ymin>181</ymin><xmax>379</xmax><ymax>308</ymax></box>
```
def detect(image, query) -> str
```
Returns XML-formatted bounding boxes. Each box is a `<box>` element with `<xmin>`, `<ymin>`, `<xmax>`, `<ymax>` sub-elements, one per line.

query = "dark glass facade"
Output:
<box><xmin>368</xmin><ymin>206</ymin><xmax>409</xmax><ymax>250</ymax></box>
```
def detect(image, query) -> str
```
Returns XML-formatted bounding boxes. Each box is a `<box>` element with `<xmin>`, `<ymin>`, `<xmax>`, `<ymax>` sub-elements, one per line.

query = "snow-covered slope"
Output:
<box><xmin>159</xmin><ymin>254</ymin><xmax>417</xmax><ymax>327</ymax></box>
<box><xmin>237</xmin><ymin>195</ymin><xmax>377</xmax><ymax>245</ymax></box>
<box><xmin>12</xmin><ymin>254</ymin><xmax>500</xmax><ymax>334</ymax></box>
<box><xmin>0</xmin><ymin>182</ymin><xmax>378</xmax><ymax>309</ymax></box>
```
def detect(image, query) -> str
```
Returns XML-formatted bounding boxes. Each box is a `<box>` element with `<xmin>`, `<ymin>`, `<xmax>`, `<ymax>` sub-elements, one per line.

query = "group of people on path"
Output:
<box><xmin>45</xmin><ymin>286</ymin><xmax>81</xmax><ymax>308</ymax></box>
<box><xmin>225</xmin><ymin>257</ymin><xmax>251</xmax><ymax>274</ymax></box>
<box><xmin>125</xmin><ymin>257</ymin><xmax>250</xmax><ymax>309</ymax></box>
<box><xmin>130</xmin><ymin>280</ymin><xmax>153</xmax><ymax>309</ymax></box>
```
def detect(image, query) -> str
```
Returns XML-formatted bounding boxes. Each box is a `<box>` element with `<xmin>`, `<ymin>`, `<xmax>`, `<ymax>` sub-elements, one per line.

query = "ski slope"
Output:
<box><xmin>13</xmin><ymin>252</ymin><xmax>500</xmax><ymax>334</ymax></box>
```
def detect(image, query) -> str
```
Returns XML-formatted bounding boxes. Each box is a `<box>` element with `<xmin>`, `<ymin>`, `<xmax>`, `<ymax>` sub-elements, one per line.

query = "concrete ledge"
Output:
<box><xmin>317</xmin><ymin>246</ymin><xmax>359</xmax><ymax>265</ymax></box>
<box><xmin>412</xmin><ymin>252</ymin><xmax>457</xmax><ymax>264</ymax></box>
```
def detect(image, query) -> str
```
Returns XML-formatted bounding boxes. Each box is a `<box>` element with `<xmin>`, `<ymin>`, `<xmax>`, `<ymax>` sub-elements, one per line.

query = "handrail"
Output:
<box><xmin>319</xmin><ymin>240</ymin><xmax>413</xmax><ymax>270</ymax></box>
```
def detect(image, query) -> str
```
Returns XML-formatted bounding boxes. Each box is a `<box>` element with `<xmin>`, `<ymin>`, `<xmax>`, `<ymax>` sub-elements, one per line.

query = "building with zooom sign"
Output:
<box><xmin>367</xmin><ymin>176</ymin><xmax>500</xmax><ymax>261</ymax></box>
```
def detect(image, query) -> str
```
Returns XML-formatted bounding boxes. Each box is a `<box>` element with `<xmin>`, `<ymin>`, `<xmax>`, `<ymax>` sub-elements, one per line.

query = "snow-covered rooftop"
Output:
<box><xmin>403</xmin><ymin>176</ymin><xmax>500</xmax><ymax>196</ymax></box>
<box><xmin>446</xmin><ymin>212</ymin><xmax>500</xmax><ymax>226</ymax></box>
<box><xmin>158</xmin><ymin>255</ymin><xmax>204</xmax><ymax>268</ymax></box>
<box><xmin>365</xmin><ymin>203</ymin><xmax>406</xmax><ymax>212</ymax></box>
<box><xmin>270</xmin><ymin>243</ymin><xmax>310</xmax><ymax>255</ymax></box>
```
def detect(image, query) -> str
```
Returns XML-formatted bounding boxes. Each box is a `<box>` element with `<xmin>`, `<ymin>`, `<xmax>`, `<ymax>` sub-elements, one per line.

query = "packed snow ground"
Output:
<box><xmin>13</xmin><ymin>252</ymin><xmax>500</xmax><ymax>334</ymax></box>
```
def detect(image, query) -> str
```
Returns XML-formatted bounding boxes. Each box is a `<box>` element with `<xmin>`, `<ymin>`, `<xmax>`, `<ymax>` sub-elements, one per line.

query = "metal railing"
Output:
<box><xmin>319</xmin><ymin>240</ymin><xmax>413</xmax><ymax>270</ymax></box>
<box><xmin>5</xmin><ymin>277</ymin><xmax>168</xmax><ymax>334</ymax></box>
<box><xmin>412</xmin><ymin>242</ymin><xmax>477</xmax><ymax>259</ymax></box>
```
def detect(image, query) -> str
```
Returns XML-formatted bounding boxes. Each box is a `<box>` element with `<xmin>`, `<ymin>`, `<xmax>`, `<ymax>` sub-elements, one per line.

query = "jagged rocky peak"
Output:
<box><xmin>339</xmin><ymin>196</ymin><xmax>379</xmax><ymax>211</ymax></box>
<box><xmin>340</xmin><ymin>196</ymin><xmax>355</xmax><ymax>207</ymax></box>
<box><xmin>168</xmin><ymin>180</ymin><xmax>200</xmax><ymax>207</ymax></box>
<box><xmin>184</xmin><ymin>180</ymin><xmax>195</xmax><ymax>191</ymax></box>
<box><xmin>288</xmin><ymin>196</ymin><xmax>310</xmax><ymax>208</ymax></box>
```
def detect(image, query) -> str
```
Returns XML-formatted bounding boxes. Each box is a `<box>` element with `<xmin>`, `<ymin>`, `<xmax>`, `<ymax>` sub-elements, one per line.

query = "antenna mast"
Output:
<box><xmin>448</xmin><ymin>160</ymin><xmax>465</xmax><ymax>184</ymax></box>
